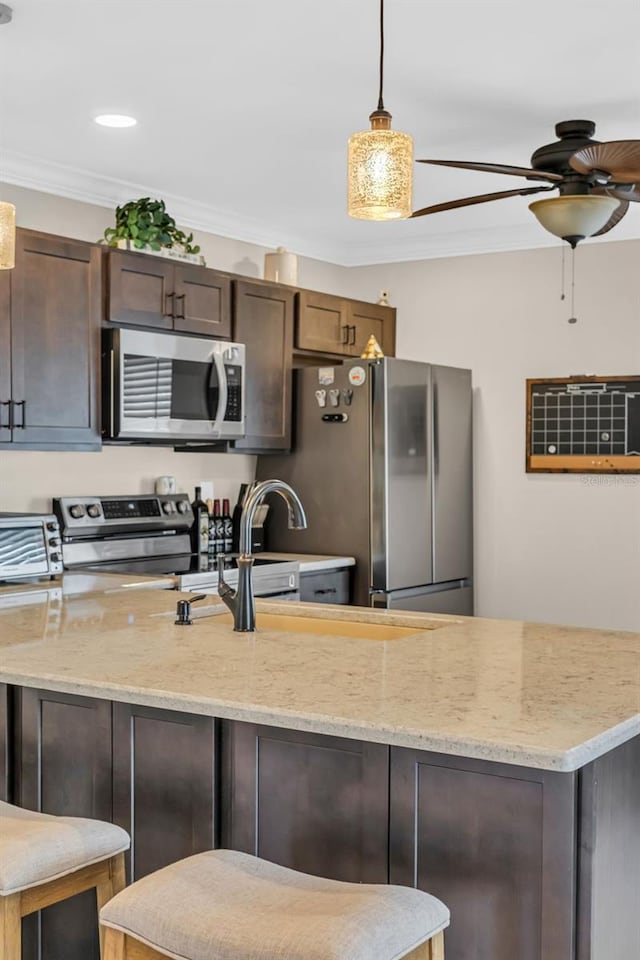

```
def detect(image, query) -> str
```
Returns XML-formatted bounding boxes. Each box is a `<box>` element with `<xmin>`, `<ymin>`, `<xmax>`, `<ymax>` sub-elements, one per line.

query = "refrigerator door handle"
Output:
<box><xmin>433</xmin><ymin>380</ymin><xmax>439</xmax><ymax>477</ymax></box>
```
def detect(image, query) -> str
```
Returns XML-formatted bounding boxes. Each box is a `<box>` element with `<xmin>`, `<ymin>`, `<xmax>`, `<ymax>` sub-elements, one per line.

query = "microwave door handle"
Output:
<box><xmin>209</xmin><ymin>351</ymin><xmax>228</xmax><ymax>433</ymax></box>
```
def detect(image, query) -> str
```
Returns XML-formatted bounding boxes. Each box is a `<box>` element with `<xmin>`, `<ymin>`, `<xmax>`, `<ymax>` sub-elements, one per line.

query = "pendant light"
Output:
<box><xmin>0</xmin><ymin>4</ymin><xmax>15</xmax><ymax>269</ymax></box>
<box><xmin>348</xmin><ymin>0</ymin><xmax>413</xmax><ymax>220</ymax></box>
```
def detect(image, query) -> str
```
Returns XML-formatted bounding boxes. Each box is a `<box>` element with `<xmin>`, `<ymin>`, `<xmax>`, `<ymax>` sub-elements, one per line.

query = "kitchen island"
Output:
<box><xmin>1</xmin><ymin>590</ymin><xmax>638</xmax><ymax>960</ymax></box>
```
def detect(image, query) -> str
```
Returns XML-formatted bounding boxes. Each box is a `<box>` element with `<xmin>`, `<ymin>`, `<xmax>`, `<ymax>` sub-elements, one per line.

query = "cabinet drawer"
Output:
<box><xmin>300</xmin><ymin>569</ymin><xmax>351</xmax><ymax>604</ymax></box>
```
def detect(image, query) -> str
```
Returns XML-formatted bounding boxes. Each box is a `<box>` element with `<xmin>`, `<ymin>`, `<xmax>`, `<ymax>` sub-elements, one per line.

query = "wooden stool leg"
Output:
<box><xmin>96</xmin><ymin>854</ymin><xmax>127</xmax><ymax>958</ymax></box>
<box><xmin>428</xmin><ymin>931</ymin><xmax>445</xmax><ymax>960</ymax></box>
<box><xmin>0</xmin><ymin>892</ymin><xmax>22</xmax><ymax>960</ymax></box>
<box><xmin>102</xmin><ymin>926</ymin><xmax>126</xmax><ymax>960</ymax></box>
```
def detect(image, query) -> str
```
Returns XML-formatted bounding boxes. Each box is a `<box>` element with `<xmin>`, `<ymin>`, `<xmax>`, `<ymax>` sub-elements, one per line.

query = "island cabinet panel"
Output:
<box><xmin>221</xmin><ymin>721</ymin><xmax>389</xmax><ymax>883</ymax></box>
<box><xmin>0</xmin><ymin>683</ymin><xmax>10</xmax><ymax>801</ymax></box>
<box><xmin>390</xmin><ymin>748</ymin><xmax>577</xmax><ymax>960</ymax></box>
<box><xmin>4</xmin><ymin>230</ymin><xmax>101</xmax><ymax>449</ymax></box>
<box><xmin>112</xmin><ymin>703</ymin><xmax>216</xmax><ymax>883</ymax></box>
<box><xmin>17</xmin><ymin>688</ymin><xmax>113</xmax><ymax>960</ymax></box>
<box><xmin>232</xmin><ymin>280</ymin><xmax>294</xmax><ymax>451</ymax></box>
<box><xmin>577</xmin><ymin>734</ymin><xmax>640</xmax><ymax>960</ymax></box>
<box><xmin>0</xmin><ymin>270</ymin><xmax>11</xmax><ymax>441</ymax></box>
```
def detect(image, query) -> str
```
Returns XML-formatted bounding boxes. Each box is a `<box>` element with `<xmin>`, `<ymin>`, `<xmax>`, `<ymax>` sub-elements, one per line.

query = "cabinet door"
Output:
<box><xmin>108</xmin><ymin>249</ymin><xmax>174</xmax><ymax>329</ymax></box>
<box><xmin>296</xmin><ymin>290</ymin><xmax>350</xmax><ymax>355</ymax></box>
<box><xmin>0</xmin><ymin>270</ymin><xmax>11</xmax><ymax>441</ymax></box>
<box><xmin>173</xmin><ymin>265</ymin><xmax>232</xmax><ymax>338</ymax></box>
<box><xmin>9</xmin><ymin>231</ymin><xmax>101</xmax><ymax>448</ymax></box>
<box><xmin>112</xmin><ymin>703</ymin><xmax>216</xmax><ymax>883</ymax></box>
<box><xmin>346</xmin><ymin>300</ymin><xmax>396</xmax><ymax>358</ymax></box>
<box><xmin>233</xmin><ymin>280</ymin><xmax>294</xmax><ymax>451</ymax></box>
<box><xmin>18</xmin><ymin>688</ymin><xmax>113</xmax><ymax>960</ymax></box>
<box><xmin>390</xmin><ymin>747</ymin><xmax>576</xmax><ymax>960</ymax></box>
<box><xmin>221</xmin><ymin>721</ymin><xmax>389</xmax><ymax>883</ymax></box>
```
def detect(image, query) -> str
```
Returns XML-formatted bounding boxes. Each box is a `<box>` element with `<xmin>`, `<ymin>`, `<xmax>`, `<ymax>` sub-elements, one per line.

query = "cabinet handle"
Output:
<box><xmin>341</xmin><ymin>324</ymin><xmax>350</xmax><ymax>345</ymax></box>
<box><xmin>14</xmin><ymin>400</ymin><xmax>26</xmax><ymax>429</ymax></box>
<box><xmin>1</xmin><ymin>400</ymin><xmax>10</xmax><ymax>430</ymax></box>
<box><xmin>349</xmin><ymin>325</ymin><xmax>357</xmax><ymax>346</ymax></box>
<box><xmin>174</xmin><ymin>293</ymin><xmax>186</xmax><ymax>320</ymax></box>
<box><xmin>163</xmin><ymin>292</ymin><xmax>175</xmax><ymax>318</ymax></box>
<box><xmin>314</xmin><ymin>588</ymin><xmax>337</xmax><ymax>596</ymax></box>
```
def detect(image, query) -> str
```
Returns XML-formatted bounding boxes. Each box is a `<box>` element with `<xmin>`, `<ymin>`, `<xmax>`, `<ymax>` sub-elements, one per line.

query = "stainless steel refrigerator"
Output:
<box><xmin>257</xmin><ymin>358</ymin><xmax>473</xmax><ymax>615</ymax></box>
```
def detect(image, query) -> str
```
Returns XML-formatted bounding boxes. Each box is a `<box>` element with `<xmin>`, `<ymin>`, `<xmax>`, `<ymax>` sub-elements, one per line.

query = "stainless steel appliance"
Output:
<box><xmin>0</xmin><ymin>513</ymin><xmax>63</xmax><ymax>583</ymax></box>
<box><xmin>54</xmin><ymin>494</ymin><xmax>300</xmax><ymax>599</ymax></box>
<box><xmin>103</xmin><ymin>328</ymin><xmax>246</xmax><ymax>442</ymax></box>
<box><xmin>257</xmin><ymin>358</ymin><xmax>473</xmax><ymax>615</ymax></box>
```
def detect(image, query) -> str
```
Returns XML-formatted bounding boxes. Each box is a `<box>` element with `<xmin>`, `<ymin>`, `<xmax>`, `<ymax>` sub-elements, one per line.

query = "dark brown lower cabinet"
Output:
<box><xmin>221</xmin><ymin>721</ymin><xmax>389</xmax><ymax>883</ymax></box>
<box><xmin>389</xmin><ymin>747</ymin><xmax>577</xmax><ymax>960</ymax></box>
<box><xmin>0</xmin><ymin>683</ymin><xmax>11</xmax><ymax>802</ymax></box>
<box><xmin>112</xmin><ymin>702</ymin><xmax>216</xmax><ymax>883</ymax></box>
<box><xmin>17</xmin><ymin>688</ymin><xmax>113</xmax><ymax>960</ymax></box>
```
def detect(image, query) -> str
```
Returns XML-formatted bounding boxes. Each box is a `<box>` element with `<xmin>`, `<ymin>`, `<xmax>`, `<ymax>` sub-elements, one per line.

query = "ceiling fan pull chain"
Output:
<box><xmin>560</xmin><ymin>245</ymin><xmax>566</xmax><ymax>301</ymax></box>
<box><xmin>568</xmin><ymin>246</ymin><xmax>578</xmax><ymax>324</ymax></box>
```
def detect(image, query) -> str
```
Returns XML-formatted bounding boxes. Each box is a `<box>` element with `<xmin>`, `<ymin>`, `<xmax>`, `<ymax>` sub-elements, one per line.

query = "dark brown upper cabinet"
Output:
<box><xmin>107</xmin><ymin>250</ymin><xmax>231</xmax><ymax>339</ymax></box>
<box><xmin>0</xmin><ymin>229</ymin><xmax>101</xmax><ymax>450</ymax></box>
<box><xmin>232</xmin><ymin>279</ymin><xmax>294</xmax><ymax>452</ymax></box>
<box><xmin>296</xmin><ymin>289</ymin><xmax>396</xmax><ymax>361</ymax></box>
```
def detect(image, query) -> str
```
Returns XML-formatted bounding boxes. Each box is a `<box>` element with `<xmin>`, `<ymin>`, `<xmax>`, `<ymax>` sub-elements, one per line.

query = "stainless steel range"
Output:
<box><xmin>53</xmin><ymin>494</ymin><xmax>300</xmax><ymax>598</ymax></box>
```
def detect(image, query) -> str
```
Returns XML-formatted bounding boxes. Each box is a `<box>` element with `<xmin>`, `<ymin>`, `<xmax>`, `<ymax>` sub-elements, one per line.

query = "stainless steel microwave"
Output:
<box><xmin>103</xmin><ymin>328</ymin><xmax>246</xmax><ymax>442</ymax></box>
<box><xmin>0</xmin><ymin>514</ymin><xmax>63</xmax><ymax>583</ymax></box>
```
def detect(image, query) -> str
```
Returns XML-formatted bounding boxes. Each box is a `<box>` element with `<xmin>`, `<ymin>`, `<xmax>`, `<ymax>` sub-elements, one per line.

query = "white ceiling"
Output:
<box><xmin>1</xmin><ymin>0</ymin><xmax>639</xmax><ymax>265</ymax></box>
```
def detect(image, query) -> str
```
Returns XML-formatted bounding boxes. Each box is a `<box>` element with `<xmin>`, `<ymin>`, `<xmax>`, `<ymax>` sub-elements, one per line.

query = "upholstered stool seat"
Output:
<box><xmin>100</xmin><ymin>849</ymin><xmax>449</xmax><ymax>960</ymax></box>
<box><xmin>0</xmin><ymin>801</ymin><xmax>129</xmax><ymax>960</ymax></box>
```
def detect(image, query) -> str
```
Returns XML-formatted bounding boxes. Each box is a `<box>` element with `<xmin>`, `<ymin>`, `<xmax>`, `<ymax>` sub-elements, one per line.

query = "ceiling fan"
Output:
<box><xmin>413</xmin><ymin>120</ymin><xmax>640</xmax><ymax>247</ymax></box>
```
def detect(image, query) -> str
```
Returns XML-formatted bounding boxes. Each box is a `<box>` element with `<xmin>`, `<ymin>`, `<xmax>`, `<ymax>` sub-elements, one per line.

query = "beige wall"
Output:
<box><xmin>348</xmin><ymin>241</ymin><xmax>640</xmax><ymax>631</ymax></box>
<box><xmin>0</xmin><ymin>184</ymin><xmax>353</xmax><ymax>513</ymax></box>
<box><xmin>2</xmin><ymin>184</ymin><xmax>638</xmax><ymax>630</ymax></box>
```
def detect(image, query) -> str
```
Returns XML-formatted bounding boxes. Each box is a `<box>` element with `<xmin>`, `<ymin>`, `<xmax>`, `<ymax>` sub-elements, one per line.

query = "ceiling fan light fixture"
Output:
<box><xmin>528</xmin><ymin>194</ymin><xmax>620</xmax><ymax>246</ymax></box>
<box><xmin>348</xmin><ymin>112</ymin><xmax>413</xmax><ymax>220</ymax></box>
<box><xmin>0</xmin><ymin>201</ymin><xmax>16</xmax><ymax>270</ymax></box>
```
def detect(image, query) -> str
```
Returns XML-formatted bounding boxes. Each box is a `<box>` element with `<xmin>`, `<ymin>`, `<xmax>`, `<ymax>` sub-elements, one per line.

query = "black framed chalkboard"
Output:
<box><xmin>526</xmin><ymin>376</ymin><xmax>640</xmax><ymax>473</ymax></box>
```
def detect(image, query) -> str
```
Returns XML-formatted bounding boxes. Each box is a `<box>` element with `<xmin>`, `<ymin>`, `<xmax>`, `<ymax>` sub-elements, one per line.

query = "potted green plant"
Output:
<box><xmin>102</xmin><ymin>198</ymin><xmax>205</xmax><ymax>265</ymax></box>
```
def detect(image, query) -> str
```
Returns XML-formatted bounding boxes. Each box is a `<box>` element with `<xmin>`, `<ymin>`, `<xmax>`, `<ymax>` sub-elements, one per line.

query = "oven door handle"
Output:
<box><xmin>209</xmin><ymin>350</ymin><xmax>228</xmax><ymax>435</ymax></box>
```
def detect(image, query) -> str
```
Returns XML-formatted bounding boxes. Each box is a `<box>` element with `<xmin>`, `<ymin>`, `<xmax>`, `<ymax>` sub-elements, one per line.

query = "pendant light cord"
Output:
<box><xmin>377</xmin><ymin>0</ymin><xmax>385</xmax><ymax>110</ymax></box>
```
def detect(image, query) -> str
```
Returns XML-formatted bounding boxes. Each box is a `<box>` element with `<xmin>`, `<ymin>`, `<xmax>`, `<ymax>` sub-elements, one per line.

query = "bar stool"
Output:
<box><xmin>0</xmin><ymin>800</ymin><xmax>130</xmax><ymax>960</ymax></box>
<box><xmin>100</xmin><ymin>849</ymin><xmax>449</xmax><ymax>960</ymax></box>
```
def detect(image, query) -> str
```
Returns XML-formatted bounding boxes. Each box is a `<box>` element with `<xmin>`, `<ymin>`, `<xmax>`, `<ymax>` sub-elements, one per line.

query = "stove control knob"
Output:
<box><xmin>69</xmin><ymin>504</ymin><xmax>85</xmax><ymax>519</ymax></box>
<box><xmin>50</xmin><ymin>553</ymin><xmax>61</xmax><ymax>563</ymax></box>
<box><xmin>176</xmin><ymin>500</ymin><xmax>189</xmax><ymax>514</ymax></box>
<box><xmin>46</xmin><ymin>521</ymin><xmax>57</xmax><ymax>532</ymax></box>
<box><xmin>48</xmin><ymin>538</ymin><xmax>60</xmax><ymax>547</ymax></box>
<box><xmin>162</xmin><ymin>501</ymin><xmax>175</xmax><ymax>514</ymax></box>
<box><xmin>87</xmin><ymin>504</ymin><xmax>101</xmax><ymax>518</ymax></box>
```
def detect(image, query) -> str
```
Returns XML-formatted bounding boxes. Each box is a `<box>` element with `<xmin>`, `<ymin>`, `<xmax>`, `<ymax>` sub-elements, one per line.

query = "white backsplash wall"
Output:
<box><xmin>0</xmin><ymin>447</ymin><xmax>256</xmax><ymax>514</ymax></box>
<box><xmin>347</xmin><ymin>239</ymin><xmax>640</xmax><ymax>632</ymax></box>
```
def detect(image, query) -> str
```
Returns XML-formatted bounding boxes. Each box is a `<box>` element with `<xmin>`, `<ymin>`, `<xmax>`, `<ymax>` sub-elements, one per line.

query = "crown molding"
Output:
<box><xmin>3</xmin><ymin>150</ymin><xmax>638</xmax><ymax>268</ymax></box>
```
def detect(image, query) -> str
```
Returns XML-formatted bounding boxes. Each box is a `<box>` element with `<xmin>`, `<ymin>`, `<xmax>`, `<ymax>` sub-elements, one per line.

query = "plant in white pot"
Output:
<box><xmin>102</xmin><ymin>198</ymin><xmax>205</xmax><ymax>265</ymax></box>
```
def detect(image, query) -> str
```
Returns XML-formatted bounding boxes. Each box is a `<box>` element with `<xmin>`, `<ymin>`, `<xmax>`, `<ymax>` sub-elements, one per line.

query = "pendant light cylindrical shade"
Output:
<box><xmin>528</xmin><ymin>195</ymin><xmax>619</xmax><ymax>244</ymax></box>
<box><xmin>348</xmin><ymin>121</ymin><xmax>413</xmax><ymax>220</ymax></box>
<box><xmin>0</xmin><ymin>201</ymin><xmax>16</xmax><ymax>270</ymax></box>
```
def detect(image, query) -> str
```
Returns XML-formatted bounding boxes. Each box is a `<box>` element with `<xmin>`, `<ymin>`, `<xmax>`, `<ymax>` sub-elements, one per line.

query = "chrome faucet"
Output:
<box><xmin>218</xmin><ymin>479</ymin><xmax>307</xmax><ymax>632</ymax></box>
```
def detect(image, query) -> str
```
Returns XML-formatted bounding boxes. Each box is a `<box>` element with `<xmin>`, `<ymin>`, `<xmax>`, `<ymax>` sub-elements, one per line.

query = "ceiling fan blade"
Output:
<box><xmin>601</xmin><ymin>183</ymin><xmax>640</xmax><ymax>203</ymax></box>
<box><xmin>592</xmin><ymin>199</ymin><xmax>629</xmax><ymax>237</ymax></box>
<box><xmin>570</xmin><ymin>141</ymin><xmax>640</xmax><ymax>183</ymax></box>
<box><xmin>416</xmin><ymin>158</ymin><xmax>563</xmax><ymax>182</ymax></box>
<box><xmin>411</xmin><ymin>185</ymin><xmax>554</xmax><ymax>218</ymax></box>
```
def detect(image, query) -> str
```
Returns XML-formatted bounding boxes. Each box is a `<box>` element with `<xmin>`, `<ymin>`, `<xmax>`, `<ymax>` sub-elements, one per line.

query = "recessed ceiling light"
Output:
<box><xmin>94</xmin><ymin>114</ymin><xmax>137</xmax><ymax>128</ymax></box>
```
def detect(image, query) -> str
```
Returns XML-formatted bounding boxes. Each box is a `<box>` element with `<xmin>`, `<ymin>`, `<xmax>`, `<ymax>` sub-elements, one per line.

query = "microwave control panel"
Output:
<box><xmin>224</xmin><ymin>364</ymin><xmax>243</xmax><ymax>422</ymax></box>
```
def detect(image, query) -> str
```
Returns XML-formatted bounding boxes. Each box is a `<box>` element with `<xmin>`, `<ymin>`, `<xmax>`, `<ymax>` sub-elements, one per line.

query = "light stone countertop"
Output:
<box><xmin>0</xmin><ymin>590</ymin><xmax>638</xmax><ymax>772</ymax></box>
<box><xmin>260</xmin><ymin>553</ymin><xmax>355</xmax><ymax>573</ymax></box>
<box><xmin>0</xmin><ymin>571</ymin><xmax>176</xmax><ymax>600</ymax></box>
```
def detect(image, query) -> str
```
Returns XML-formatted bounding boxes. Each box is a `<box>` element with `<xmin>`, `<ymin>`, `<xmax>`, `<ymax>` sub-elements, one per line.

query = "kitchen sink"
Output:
<box><xmin>216</xmin><ymin>611</ymin><xmax>426</xmax><ymax>640</ymax></box>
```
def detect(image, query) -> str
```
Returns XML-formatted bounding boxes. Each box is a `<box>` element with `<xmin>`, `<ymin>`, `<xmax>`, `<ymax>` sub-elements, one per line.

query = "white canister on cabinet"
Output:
<box><xmin>264</xmin><ymin>246</ymin><xmax>298</xmax><ymax>286</ymax></box>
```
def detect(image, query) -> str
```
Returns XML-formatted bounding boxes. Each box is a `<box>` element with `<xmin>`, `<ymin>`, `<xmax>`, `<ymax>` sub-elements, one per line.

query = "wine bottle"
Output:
<box><xmin>190</xmin><ymin>486</ymin><xmax>209</xmax><ymax>554</ymax></box>
<box><xmin>206</xmin><ymin>499</ymin><xmax>216</xmax><ymax>557</ymax></box>
<box><xmin>222</xmin><ymin>498</ymin><xmax>233</xmax><ymax>555</ymax></box>
<box><xmin>213</xmin><ymin>499</ymin><xmax>225</xmax><ymax>556</ymax></box>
